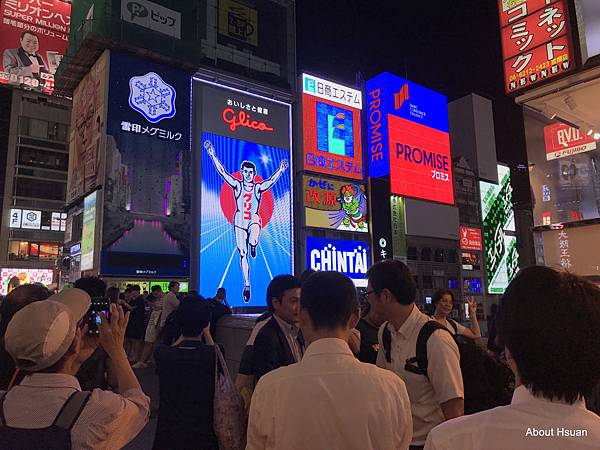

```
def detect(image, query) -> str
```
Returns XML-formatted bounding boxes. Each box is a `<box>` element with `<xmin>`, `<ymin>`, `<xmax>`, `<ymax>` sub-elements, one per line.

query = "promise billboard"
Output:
<box><xmin>366</xmin><ymin>72</ymin><xmax>454</xmax><ymax>205</ymax></box>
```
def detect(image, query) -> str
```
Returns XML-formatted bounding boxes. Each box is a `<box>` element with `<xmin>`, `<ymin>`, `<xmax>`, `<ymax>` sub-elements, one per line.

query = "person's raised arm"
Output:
<box><xmin>258</xmin><ymin>159</ymin><xmax>288</xmax><ymax>192</ymax></box>
<box><xmin>204</xmin><ymin>140</ymin><xmax>237</xmax><ymax>188</ymax></box>
<box><xmin>99</xmin><ymin>304</ymin><xmax>142</xmax><ymax>394</ymax></box>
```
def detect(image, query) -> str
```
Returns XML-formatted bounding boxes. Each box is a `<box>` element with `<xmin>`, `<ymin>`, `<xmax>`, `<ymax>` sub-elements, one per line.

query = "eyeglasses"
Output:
<box><xmin>361</xmin><ymin>289</ymin><xmax>377</xmax><ymax>302</ymax></box>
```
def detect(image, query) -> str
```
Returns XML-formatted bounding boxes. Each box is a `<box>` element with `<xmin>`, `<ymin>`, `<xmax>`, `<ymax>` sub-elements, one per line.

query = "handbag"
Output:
<box><xmin>213</xmin><ymin>344</ymin><xmax>247</xmax><ymax>450</ymax></box>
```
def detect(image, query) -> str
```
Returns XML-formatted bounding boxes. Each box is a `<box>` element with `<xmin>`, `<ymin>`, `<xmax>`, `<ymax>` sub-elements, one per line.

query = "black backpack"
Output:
<box><xmin>0</xmin><ymin>390</ymin><xmax>91</xmax><ymax>449</ymax></box>
<box><xmin>382</xmin><ymin>320</ymin><xmax>514</xmax><ymax>415</ymax></box>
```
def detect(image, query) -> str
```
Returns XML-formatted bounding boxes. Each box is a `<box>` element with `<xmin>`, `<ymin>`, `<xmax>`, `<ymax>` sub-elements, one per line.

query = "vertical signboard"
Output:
<box><xmin>480</xmin><ymin>164</ymin><xmax>519</xmax><ymax>294</ymax></box>
<box><xmin>303</xmin><ymin>175</ymin><xmax>368</xmax><ymax>232</ymax></box>
<box><xmin>81</xmin><ymin>191</ymin><xmax>97</xmax><ymax>271</ymax></box>
<box><xmin>366</xmin><ymin>72</ymin><xmax>454</xmax><ymax>205</ymax></box>
<box><xmin>101</xmin><ymin>52</ymin><xmax>191</xmax><ymax>278</ymax></box>
<box><xmin>195</xmin><ymin>81</ymin><xmax>292</xmax><ymax>307</ymax></box>
<box><xmin>67</xmin><ymin>51</ymin><xmax>109</xmax><ymax>203</ymax></box>
<box><xmin>306</xmin><ymin>236</ymin><xmax>370</xmax><ymax>287</ymax></box>
<box><xmin>0</xmin><ymin>0</ymin><xmax>71</xmax><ymax>94</ymax></box>
<box><xmin>390</xmin><ymin>195</ymin><xmax>407</xmax><ymax>259</ymax></box>
<box><xmin>302</xmin><ymin>73</ymin><xmax>363</xmax><ymax>180</ymax></box>
<box><xmin>499</xmin><ymin>0</ymin><xmax>574</xmax><ymax>93</ymax></box>
<box><xmin>369</xmin><ymin>177</ymin><xmax>393</xmax><ymax>263</ymax></box>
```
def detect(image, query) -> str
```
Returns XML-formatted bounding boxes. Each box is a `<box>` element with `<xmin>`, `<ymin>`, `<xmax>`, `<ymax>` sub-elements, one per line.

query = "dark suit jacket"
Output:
<box><xmin>253</xmin><ymin>316</ymin><xmax>299</xmax><ymax>381</ymax></box>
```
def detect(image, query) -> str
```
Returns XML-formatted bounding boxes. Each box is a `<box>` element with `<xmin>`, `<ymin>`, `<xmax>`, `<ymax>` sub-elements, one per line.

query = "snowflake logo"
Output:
<box><xmin>128</xmin><ymin>72</ymin><xmax>176</xmax><ymax>123</ymax></box>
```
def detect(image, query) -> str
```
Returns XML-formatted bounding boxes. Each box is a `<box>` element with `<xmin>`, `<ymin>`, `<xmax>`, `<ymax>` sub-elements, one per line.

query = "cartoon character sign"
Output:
<box><xmin>329</xmin><ymin>184</ymin><xmax>367</xmax><ymax>231</ymax></box>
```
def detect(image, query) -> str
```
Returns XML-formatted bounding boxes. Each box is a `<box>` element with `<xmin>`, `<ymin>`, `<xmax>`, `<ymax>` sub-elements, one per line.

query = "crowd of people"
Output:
<box><xmin>0</xmin><ymin>261</ymin><xmax>598</xmax><ymax>449</ymax></box>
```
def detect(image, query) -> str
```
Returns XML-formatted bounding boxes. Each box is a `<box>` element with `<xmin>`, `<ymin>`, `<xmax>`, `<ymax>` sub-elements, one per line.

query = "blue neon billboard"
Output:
<box><xmin>306</xmin><ymin>236</ymin><xmax>370</xmax><ymax>287</ymax></box>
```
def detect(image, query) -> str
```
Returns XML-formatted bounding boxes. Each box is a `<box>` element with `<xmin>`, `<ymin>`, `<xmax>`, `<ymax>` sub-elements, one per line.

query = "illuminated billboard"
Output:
<box><xmin>195</xmin><ymin>81</ymin><xmax>292</xmax><ymax>307</ymax></box>
<box><xmin>366</xmin><ymin>72</ymin><xmax>454</xmax><ymax>205</ymax></box>
<box><xmin>499</xmin><ymin>0</ymin><xmax>574</xmax><ymax>93</ymax></box>
<box><xmin>81</xmin><ymin>191</ymin><xmax>97</xmax><ymax>272</ymax></box>
<box><xmin>101</xmin><ymin>52</ymin><xmax>191</xmax><ymax>278</ymax></box>
<box><xmin>459</xmin><ymin>226</ymin><xmax>483</xmax><ymax>251</ymax></box>
<box><xmin>480</xmin><ymin>164</ymin><xmax>519</xmax><ymax>294</ymax></box>
<box><xmin>0</xmin><ymin>268</ymin><xmax>53</xmax><ymax>295</ymax></box>
<box><xmin>303</xmin><ymin>175</ymin><xmax>367</xmax><ymax>233</ymax></box>
<box><xmin>0</xmin><ymin>0</ymin><xmax>71</xmax><ymax>94</ymax></box>
<box><xmin>302</xmin><ymin>73</ymin><xmax>363</xmax><ymax>180</ymax></box>
<box><xmin>306</xmin><ymin>236</ymin><xmax>370</xmax><ymax>287</ymax></box>
<box><xmin>67</xmin><ymin>51</ymin><xmax>109</xmax><ymax>203</ymax></box>
<box><xmin>542</xmin><ymin>224</ymin><xmax>600</xmax><ymax>277</ymax></box>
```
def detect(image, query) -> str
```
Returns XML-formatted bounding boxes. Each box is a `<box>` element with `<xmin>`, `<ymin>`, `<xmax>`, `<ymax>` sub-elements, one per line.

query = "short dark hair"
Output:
<box><xmin>301</xmin><ymin>271</ymin><xmax>358</xmax><ymax>330</ymax></box>
<box><xmin>151</xmin><ymin>285</ymin><xmax>162</xmax><ymax>293</ymax></box>
<box><xmin>74</xmin><ymin>276</ymin><xmax>106</xmax><ymax>298</ymax></box>
<box><xmin>432</xmin><ymin>289</ymin><xmax>454</xmax><ymax>306</ymax></box>
<box><xmin>366</xmin><ymin>260</ymin><xmax>416</xmax><ymax>305</ymax></box>
<box><xmin>130</xmin><ymin>285</ymin><xmax>141</xmax><ymax>293</ymax></box>
<box><xmin>168</xmin><ymin>281</ymin><xmax>179</xmax><ymax>291</ymax></box>
<box><xmin>124</xmin><ymin>287</ymin><xmax>132</xmax><ymax>295</ymax></box>
<box><xmin>20</xmin><ymin>31</ymin><xmax>37</xmax><ymax>40</ymax></box>
<box><xmin>177</xmin><ymin>297</ymin><xmax>210</xmax><ymax>337</ymax></box>
<box><xmin>299</xmin><ymin>269</ymin><xmax>316</xmax><ymax>285</ymax></box>
<box><xmin>266</xmin><ymin>275</ymin><xmax>301</xmax><ymax>310</ymax></box>
<box><xmin>241</xmin><ymin>161</ymin><xmax>256</xmax><ymax>172</ymax></box>
<box><xmin>216</xmin><ymin>287</ymin><xmax>226</xmax><ymax>299</ymax></box>
<box><xmin>498</xmin><ymin>266</ymin><xmax>600</xmax><ymax>404</ymax></box>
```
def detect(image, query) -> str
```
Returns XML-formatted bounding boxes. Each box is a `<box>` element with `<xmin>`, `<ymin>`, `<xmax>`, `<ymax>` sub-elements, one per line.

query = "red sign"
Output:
<box><xmin>387</xmin><ymin>115</ymin><xmax>454</xmax><ymax>205</ymax></box>
<box><xmin>460</xmin><ymin>226</ymin><xmax>483</xmax><ymax>251</ymax></box>
<box><xmin>543</xmin><ymin>123</ymin><xmax>597</xmax><ymax>160</ymax></box>
<box><xmin>0</xmin><ymin>0</ymin><xmax>71</xmax><ymax>95</ymax></box>
<box><xmin>302</xmin><ymin>92</ymin><xmax>363</xmax><ymax>180</ymax></box>
<box><xmin>499</xmin><ymin>0</ymin><xmax>574</xmax><ymax>93</ymax></box>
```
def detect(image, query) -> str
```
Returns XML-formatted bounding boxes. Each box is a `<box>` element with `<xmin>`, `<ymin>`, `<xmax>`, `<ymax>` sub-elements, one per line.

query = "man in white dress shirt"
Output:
<box><xmin>367</xmin><ymin>260</ymin><xmax>464</xmax><ymax>449</ymax></box>
<box><xmin>247</xmin><ymin>271</ymin><xmax>413</xmax><ymax>450</ymax></box>
<box><xmin>425</xmin><ymin>265</ymin><xmax>600</xmax><ymax>450</ymax></box>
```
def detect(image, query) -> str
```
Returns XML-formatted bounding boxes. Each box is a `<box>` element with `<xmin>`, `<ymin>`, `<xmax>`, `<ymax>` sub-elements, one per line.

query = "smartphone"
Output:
<box><xmin>464</xmin><ymin>303</ymin><xmax>470</xmax><ymax>320</ymax></box>
<box><xmin>88</xmin><ymin>296</ymin><xmax>110</xmax><ymax>335</ymax></box>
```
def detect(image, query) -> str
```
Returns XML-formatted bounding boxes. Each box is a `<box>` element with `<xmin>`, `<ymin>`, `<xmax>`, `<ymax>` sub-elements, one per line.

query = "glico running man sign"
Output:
<box><xmin>366</xmin><ymin>72</ymin><xmax>454</xmax><ymax>205</ymax></box>
<box><xmin>194</xmin><ymin>80</ymin><xmax>293</xmax><ymax>307</ymax></box>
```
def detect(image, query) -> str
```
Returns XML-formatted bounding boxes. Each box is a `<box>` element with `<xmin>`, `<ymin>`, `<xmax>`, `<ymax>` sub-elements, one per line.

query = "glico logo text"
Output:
<box><xmin>222</xmin><ymin>108</ymin><xmax>274</xmax><ymax>133</ymax></box>
<box><xmin>395</xmin><ymin>142</ymin><xmax>449</xmax><ymax>171</ymax></box>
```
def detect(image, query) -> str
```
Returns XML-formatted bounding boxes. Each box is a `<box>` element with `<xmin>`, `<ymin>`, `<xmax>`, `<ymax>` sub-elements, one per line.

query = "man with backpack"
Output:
<box><xmin>366</xmin><ymin>260</ymin><xmax>463</xmax><ymax>449</ymax></box>
<box><xmin>0</xmin><ymin>288</ymin><xmax>150</xmax><ymax>449</ymax></box>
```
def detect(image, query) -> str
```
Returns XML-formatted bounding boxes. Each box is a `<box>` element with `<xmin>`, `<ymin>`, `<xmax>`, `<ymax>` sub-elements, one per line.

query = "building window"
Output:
<box><xmin>434</xmin><ymin>248</ymin><xmax>445</xmax><ymax>263</ymax></box>
<box><xmin>19</xmin><ymin>117</ymin><xmax>68</xmax><ymax>142</ymax></box>
<box><xmin>407</xmin><ymin>246</ymin><xmax>418</xmax><ymax>260</ymax></box>
<box><xmin>15</xmin><ymin>178</ymin><xmax>66</xmax><ymax>201</ymax></box>
<box><xmin>448</xmin><ymin>277</ymin><xmax>458</xmax><ymax>289</ymax></box>
<box><xmin>9</xmin><ymin>241</ymin><xmax>59</xmax><ymax>261</ymax></box>
<box><xmin>421</xmin><ymin>248</ymin><xmax>432</xmax><ymax>261</ymax></box>
<box><xmin>447</xmin><ymin>250</ymin><xmax>457</xmax><ymax>263</ymax></box>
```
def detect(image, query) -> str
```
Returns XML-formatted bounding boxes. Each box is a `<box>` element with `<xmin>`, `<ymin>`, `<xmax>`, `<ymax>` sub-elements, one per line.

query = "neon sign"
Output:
<box><xmin>222</xmin><ymin>108</ymin><xmax>274</xmax><ymax>132</ymax></box>
<box><xmin>129</xmin><ymin>72</ymin><xmax>176</xmax><ymax>123</ymax></box>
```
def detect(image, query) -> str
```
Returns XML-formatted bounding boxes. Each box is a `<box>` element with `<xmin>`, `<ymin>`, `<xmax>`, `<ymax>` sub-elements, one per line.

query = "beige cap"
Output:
<box><xmin>5</xmin><ymin>288</ymin><xmax>91</xmax><ymax>372</ymax></box>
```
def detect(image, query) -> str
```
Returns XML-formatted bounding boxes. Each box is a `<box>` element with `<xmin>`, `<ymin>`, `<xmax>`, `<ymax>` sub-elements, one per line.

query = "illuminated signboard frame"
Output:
<box><xmin>480</xmin><ymin>164</ymin><xmax>519</xmax><ymax>294</ymax></box>
<box><xmin>366</xmin><ymin>72</ymin><xmax>454</xmax><ymax>205</ymax></box>
<box><xmin>194</xmin><ymin>77</ymin><xmax>294</xmax><ymax>308</ymax></box>
<box><xmin>302</xmin><ymin>73</ymin><xmax>363</xmax><ymax>180</ymax></box>
<box><xmin>306</xmin><ymin>236</ymin><xmax>370</xmax><ymax>287</ymax></box>
<box><xmin>0</xmin><ymin>268</ymin><xmax>54</xmax><ymax>295</ymax></box>
<box><xmin>81</xmin><ymin>191</ymin><xmax>98</xmax><ymax>272</ymax></box>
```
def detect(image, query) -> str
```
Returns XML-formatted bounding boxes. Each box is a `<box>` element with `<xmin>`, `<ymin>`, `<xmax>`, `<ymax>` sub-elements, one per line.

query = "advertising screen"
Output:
<box><xmin>306</xmin><ymin>236</ymin><xmax>370</xmax><ymax>287</ymax></box>
<box><xmin>461</xmin><ymin>252</ymin><xmax>481</xmax><ymax>270</ymax></box>
<box><xmin>0</xmin><ymin>0</ymin><xmax>70</xmax><ymax>94</ymax></box>
<box><xmin>498</xmin><ymin>0</ymin><xmax>574</xmax><ymax>93</ymax></box>
<box><xmin>459</xmin><ymin>226</ymin><xmax>483</xmax><ymax>251</ymax></box>
<box><xmin>81</xmin><ymin>191</ymin><xmax>97</xmax><ymax>271</ymax></box>
<box><xmin>67</xmin><ymin>51</ymin><xmax>109</xmax><ymax>203</ymax></box>
<box><xmin>542</xmin><ymin>224</ymin><xmax>600</xmax><ymax>277</ymax></box>
<box><xmin>0</xmin><ymin>268</ymin><xmax>53</xmax><ymax>295</ymax></box>
<box><xmin>302</xmin><ymin>73</ymin><xmax>363</xmax><ymax>180</ymax></box>
<box><xmin>366</xmin><ymin>72</ymin><xmax>454</xmax><ymax>204</ymax></box>
<box><xmin>101</xmin><ymin>52</ymin><xmax>191</xmax><ymax>278</ymax></box>
<box><xmin>196</xmin><ymin>81</ymin><xmax>292</xmax><ymax>308</ymax></box>
<box><xmin>303</xmin><ymin>175</ymin><xmax>367</xmax><ymax>233</ymax></box>
<box><xmin>525</xmin><ymin>113</ymin><xmax>600</xmax><ymax>227</ymax></box>
<box><xmin>480</xmin><ymin>164</ymin><xmax>519</xmax><ymax>294</ymax></box>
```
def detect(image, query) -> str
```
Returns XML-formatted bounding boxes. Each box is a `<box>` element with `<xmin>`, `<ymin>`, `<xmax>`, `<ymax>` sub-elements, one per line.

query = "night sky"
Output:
<box><xmin>296</xmin><ymin>0</ymin><xmax>531</xmax><ymax>206</ymax></box>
